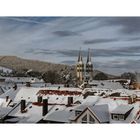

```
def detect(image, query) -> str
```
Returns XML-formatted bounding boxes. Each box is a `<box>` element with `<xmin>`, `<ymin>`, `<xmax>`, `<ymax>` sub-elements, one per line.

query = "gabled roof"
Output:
<box><xmin>5</xmin><ymin>117</ymin><xmax>20</xmax><ymax>123</ymax></box>
<box><xmin>0</xmin><ymin>87</ymin><xmax>21</xmax><ymax>101</ymax></box>
<box><xmin>0</xmin><ymin>101</ymin><xmax>21</xmax><ymax>119</ymax></box>
<box><xmin>70</xmin><ymin>107</ymin><xmax>100</xmax><ymax>123</ymax></box>
<box><xmin>88</xmin><ymin>104</ymin><xmax>110</xmax><ymax>123</ymax></box>
<box><xmin>0</xmin><ymin>107</ymin><xmax>12</xmax><ymax>119</ymax></box>
<box><xmin>44</xmin><ymin>109</ymin><xmax>74</xmax><ymax>123</ymax></box>
<box><xmin>70</xmin><ymin>104</ymin><xmax>110</xmax><ymax>123</ymax></box>
<box><xmin>111</xmin><ymin>105</ymin><xmax>134</xmax><ymax>114</ymax></box>
<box><xmin>8</xmin><ymin>102</ymin><xmax>43</xmax><ymax>123</ymax></box>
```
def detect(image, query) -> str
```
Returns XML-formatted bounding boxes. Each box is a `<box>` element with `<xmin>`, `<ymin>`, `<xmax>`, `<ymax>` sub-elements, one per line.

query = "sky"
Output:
<box><xmin>0</xmin><ymin>17</ymin><xmax>140</xmax><ymax>75</ymax></box>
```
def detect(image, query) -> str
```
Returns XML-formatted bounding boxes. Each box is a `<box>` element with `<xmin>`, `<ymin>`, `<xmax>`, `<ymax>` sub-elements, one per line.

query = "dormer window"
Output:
<box><xmin>75</xmin><ymin>110</ymin><xmax>82</xmax><ymax>116</ymax></box>
<box><xmin>69</xmin><ymin>109</ymin><xmax>73</xmax><ymax>112</ymax></box>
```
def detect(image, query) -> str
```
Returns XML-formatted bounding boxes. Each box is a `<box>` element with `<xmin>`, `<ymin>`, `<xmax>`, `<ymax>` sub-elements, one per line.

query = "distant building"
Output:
<box><xmin>85</xmin><ymin>49</ymin><xmax>93</xmax><ymax>81</ymax></box>
<box><xmin>0</xmin><ymin>66</ymin><xmax>13</xmax><ymax>73</ymax></box>
<box><xmin>76</xmin><ymin>49</ymin><xmax>93</xmax><ymax>84</ymax></box>
<box><xmin>130</xmin><ymin>72</ymin><xmax>140</xmax><ymax>90</ymax></box>
<box><xmin>76</xmin><ymin>49</ymin><xmax>84</xmax><ymax>83</ymax></box>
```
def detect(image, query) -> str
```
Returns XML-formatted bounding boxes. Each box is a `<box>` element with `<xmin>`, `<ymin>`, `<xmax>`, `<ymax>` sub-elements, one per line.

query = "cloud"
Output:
<box><xmin>53</xmin><ymin>30</ymin><xmax>80</xmax><ymax>37</ymax></box>
<box><xmin>101</xmin><ymin>17</ymin><xmax>140</xmax><ymax>34</ymax></box>
<box><xmin>54</xmin><ymin>45</ymin><xmax>140</xmax><ymax>58</ymax></box>
<box><xmin>123</xmin><ymin>37</ymin><xmax>140</xmax><ymax>41</ymax></box>
<box><xmin>83</xmin><ymin>38</ymin><xmax>118</xmax><ymax>45</ymax></box>
<box><xmin>5</xmin><ymin>17</ymin><xmax>59</xmax><ymax>26</ymax></box>
<box><xmin>93</xmin><ymin>59</ymin><xmax>140</xmax><ymax>75</ymax></box>
<box><xmin>0</xmin><ymin>17</ymin><xmax>140</xmax><ymax>75</ymax></box>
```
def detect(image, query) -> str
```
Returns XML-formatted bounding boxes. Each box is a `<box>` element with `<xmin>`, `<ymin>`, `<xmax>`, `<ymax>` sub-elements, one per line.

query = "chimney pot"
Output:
<box><xmin>68</xmin><ymin>97</ymin><xmax>73</xmax><ymax>105</ymax></box>
<box><xmin>6</xmin><ymin>96</ymin><xmax>9</xmax><ymax>102</ymax></box>
<box><xmin>21</xmin><ymin>100</ymin><xmax>26</xmax><ymax>113</ymax></box>
<box><xmin>42</xmin><ymin>99</ymin><xmax>48</xmax><ymax>116</ymax></box>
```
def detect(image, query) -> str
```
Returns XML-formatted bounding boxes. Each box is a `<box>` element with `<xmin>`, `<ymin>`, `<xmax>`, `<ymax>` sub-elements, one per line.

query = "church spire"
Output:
<box><xmin>76</xmin><ymin>48</ymin><xmax>84</xmax><ymax>83</ymax></box>
<box><xmin>85</xmin><ymin>48</ymin><xmax>93</xmax><ymax>81</ymax></box>
<box><xmin>87</xmin><ymin>48</ymin><xmax>91</xmax><ymax>63</ymax></box>
<box><xmin>78</xmin><ymin>48</ymin><xmax>83</xmax><ymax>62</ymax></box>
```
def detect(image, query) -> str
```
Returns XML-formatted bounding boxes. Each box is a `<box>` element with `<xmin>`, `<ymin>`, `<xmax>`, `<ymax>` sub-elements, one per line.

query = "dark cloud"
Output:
<box><xmin>96</xmin><ymin>60</ymin><xmax>135</xmax><ymax>69</ymax></box>
<box><xmin>83</xmin><ymin>38</ymin><xmax>119</xmax><ymax>45</ymax></box>
<box><xmin>123</xmin><ymin>37</ymin><xmax>140</xmax><ymax>41</ymax></box>
<box><xmin>84</xmin><ymin>37</ymin><xmax>140</xmax><ymax>45</ymax></box>
<box><xmin>53</xmin><ymin>30</ymin><xmax>79</xmax><ymax>37</ymax></box>
<box><xmin>94</xmin><ymin>59</ymin><xmax>140</xmax><ymax>75</ymax></box>
<box><xmin>56</xmin><ymin>46</ymin><xmax>140</xmax><ymax>58</ymax></box>
<box><xmin>119</xmin><ymin>46</ymin><xmax>140</xmax><ymax>53</ymax></box>
<box><xmin>94</xmin><ymin>46</ymin><xmax>140</xmax><ymax>57</ymax></box>
<box><xmin>101</xmin><ymin>17</ymin><xmax>140</xmax><ymax>34</ymax></box>
<box><xmin>25</xmin><ymin>45</ymin><xmax>140</xmax><ymax>58</ymax></box>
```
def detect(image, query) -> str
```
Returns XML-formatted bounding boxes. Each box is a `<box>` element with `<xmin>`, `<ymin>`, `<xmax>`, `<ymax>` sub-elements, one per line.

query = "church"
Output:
<box><xmin>76</xmin><ymin>49</ymin><xmax>93</xmax><ymax>83</ymax></box>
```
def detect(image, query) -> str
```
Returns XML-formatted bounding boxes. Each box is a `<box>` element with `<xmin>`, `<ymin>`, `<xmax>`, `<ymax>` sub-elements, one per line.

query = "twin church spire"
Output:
<box><xmin>76</xmin><ymin>48</ymin><xmax>93</xmax><ymax>83</ymax></box>
<box><xmin>87</xmin><ymin>48</ymin><xmax>91</xmax><ymax>63</ymax></box>
<box><xmin>78</xmin><ymin>48</ymin><xmax>83</xmax><ymax>62</ymax></box>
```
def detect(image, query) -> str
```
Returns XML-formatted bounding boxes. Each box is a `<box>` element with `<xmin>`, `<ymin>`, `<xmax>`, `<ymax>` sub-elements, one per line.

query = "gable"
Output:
<box><xmin>75</xmin><ymin>108</ymin><xmax>100</xmax><ymax>123</ymax></box>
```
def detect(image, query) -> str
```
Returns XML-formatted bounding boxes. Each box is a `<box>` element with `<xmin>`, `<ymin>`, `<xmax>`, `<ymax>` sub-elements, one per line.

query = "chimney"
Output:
<box><xmin>68</xmin><ymin>97</ymin><xmax>73</xmax><ymax>105</ymax></box>
<box><xmin>13</xmin><ymin>83</ymin><xmax>17</xmax><ymax>90</ymax></box>
<box><xmin>128</xmin><ymin>94</ymin><xmax>137</xmax><ymax>104</ymax></box>
<box><xmin>26</xmin><ymin>82</ymin><xmax>31</xmax><ymax>87</ymax></box>
<box><xmin>42</xmin><ymin>99</ymin><xmax>48</xmax><ymax>116</ymax></box>
<box><xmin>37</xmin><ymin>96</ymin><xmax>42</xmax><ymax>103</ymax></box>
<box><xmin>6</xmin><ymin>96</ymin><xmax>9</xmax><ymax>102</ymax></box>
<box><xmin>21</xmin><ymin>100</ymin><xmax>26</xmax><ymax>113</ymax></box>
<box><xmin>128</xmin><ymin>97</ymin><xmax>132</xmax><ymax>104</ymax></box>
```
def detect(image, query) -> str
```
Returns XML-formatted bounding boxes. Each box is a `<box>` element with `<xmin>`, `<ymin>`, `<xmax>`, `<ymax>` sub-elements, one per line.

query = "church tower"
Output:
<box><xmin>76</xmin><ymin>49</ymin><xmax>84</xmax><ymax>82</ymax></box>
<box><xmin>85</xmin><ymin>48</ymin><xmax>93</xmax><ymax>81</ymax></box>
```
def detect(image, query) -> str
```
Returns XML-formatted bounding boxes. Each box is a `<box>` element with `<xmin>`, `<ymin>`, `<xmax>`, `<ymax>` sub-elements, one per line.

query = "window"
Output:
<box><xmin>69</xmin><ymin>109</ymin><xmax>73</xmax><ymax>112</ymax></box>
<box><xmin>82</xmin><ymin>115</ymin><xmax>87</xmax><ymax>123</ymax></box>
<box><xmin>89</xmin><ymin>115</ymin><xmax>95</xmax><ymax>123</ymax></box>
<box><xmin>113</xmin><ymin>114</ymin><xmax>119</xmax><ymax>120</ymax></box>
<box><xmin>75</xmin><ymin>110</ymin><xmax>82</xmax><ymax>116</ymax></box>
<box><xmin>119</xmin><ymin>115</ymin><xmax>124</xmax><ymax>120</ymax></box>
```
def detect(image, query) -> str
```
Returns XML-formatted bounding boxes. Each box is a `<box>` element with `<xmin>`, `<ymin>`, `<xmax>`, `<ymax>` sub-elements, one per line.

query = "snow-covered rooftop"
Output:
<box><xmin>111</xmin><ymin>105</ymin><xmax>134</xmax><ymax>114</ymax></box>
